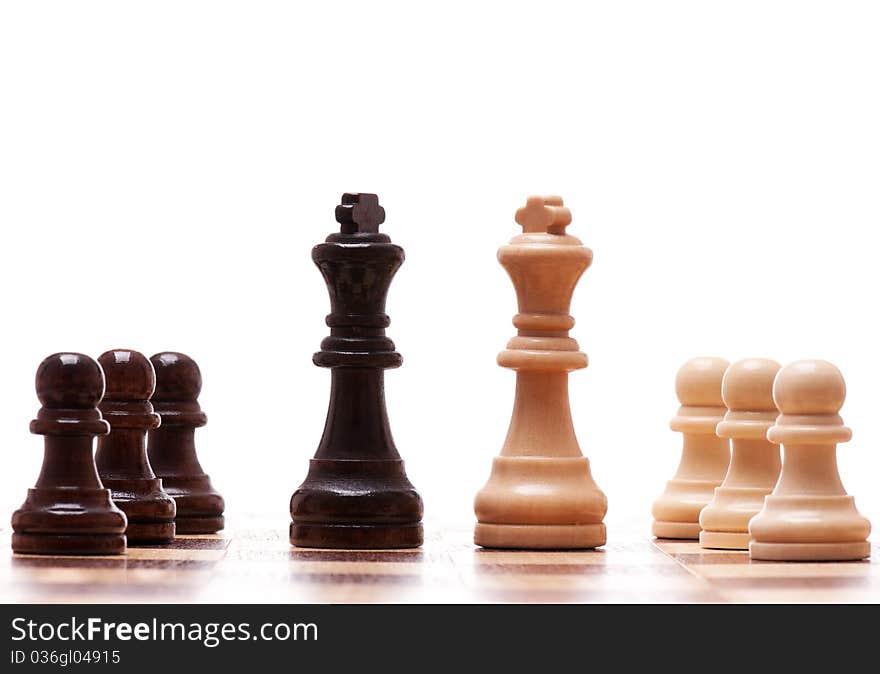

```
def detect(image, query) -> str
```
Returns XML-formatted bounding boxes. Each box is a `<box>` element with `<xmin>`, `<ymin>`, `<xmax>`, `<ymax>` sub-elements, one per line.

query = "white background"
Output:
<box><xmin>1</xmin><ymin>1</ymin><xmax>878</xmax><ymax>540</ymax></box>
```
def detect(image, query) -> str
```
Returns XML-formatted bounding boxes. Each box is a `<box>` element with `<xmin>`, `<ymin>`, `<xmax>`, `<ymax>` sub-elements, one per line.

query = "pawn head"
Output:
<box><xmin>773</xmin><ymin>359</ymin><xmax>846</xmax><ymax>415</ymax></box>
<box><xmin>675</xmin><ymin>356</ymin><xmax>729</xmax><ymax>406</ymax></box>
<box><xmin>722</xmin><ymin>358</ymin><xmax>781</xmax><ymax>411</ymax></box>
<box><xmin>150</xmin><ymin>352</ymin><xmax>202</xmax><ymax>402</ymax></box>
<box><xmin>35</xmin><ymin>352</ymin><xmax>105</xmax><ymax>409</ymax></box>
<box><xmin>98</xmin><ymin>349</ymin><xmax>156</xmax><ymax>401</ymax></box>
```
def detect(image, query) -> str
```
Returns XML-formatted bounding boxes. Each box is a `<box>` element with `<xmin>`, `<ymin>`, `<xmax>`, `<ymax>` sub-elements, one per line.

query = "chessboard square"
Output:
<box><xmin>288</xmin><ymin>549</ymin><xmax>425</xmax><ymax>563</ymax></box>
<box><xmin>671</xmin><ymin>552</ymin><xmax>752</xmax><ymax>565</ymax></box>
<box><xmin>654</xmin><ymin>540</ymin><xmax>738</xmax><ymax>555</ymax></box>
<box><xmin>717</xmin><ymin>587</ymin><xmax>878</xmax><ymax>603</ymax></box>
<box><xmin>124</xmin><ymin>547</ymin><xmax>227</xmax><ymax>562</ymax></box>
<box><xmin>286</xmin><ymin>560</ymin><xmax>430</xmax><ymax>576</ymax></box>
<box><xmin>470</xmin><ymin>550</ymin><xmax>611</xmax><ymax>566</ymax></box>
<box><xmin>140</xmin><ymin>536</ymin><xmax>230</xmax><ymax>551</ymax></box>
<box><xmin>693</xmin><ymin>561</ymin><xmax>880</xmax><ymax>579</ymax></box>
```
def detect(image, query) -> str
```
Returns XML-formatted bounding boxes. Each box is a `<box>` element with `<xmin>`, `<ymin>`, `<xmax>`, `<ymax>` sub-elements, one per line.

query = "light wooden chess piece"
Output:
<box><xmin>652</xmin><ymin>357</ymin><xmax>730</xmax><ymax>539</ymax></box>
<box><xmin>749</xmin><ymin>360</ymin><xmax>871</xmax><ymax>561</ymax></box>
<box><xmin>473</xmin><ymin>196</ymin><xmax>607</xmax><ymax>549</ymax></box>
<box><xmin>698</xmin><ymin>358</ymin><xmax>781</xmax><ymax>550</ymax></box>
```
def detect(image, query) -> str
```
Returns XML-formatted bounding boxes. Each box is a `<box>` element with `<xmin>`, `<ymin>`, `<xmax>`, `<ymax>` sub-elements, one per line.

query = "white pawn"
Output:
<box><xmin>652</xmin><ymin>357</ymin><xmax>731</xmax><ymax>539</ymax></box>
<box><xmin>699</xmin><ymin>359</ymin><xmax>781</xmax><ymax>549</ymax></box>
<box><xmin>749</xmin><ymin>360</ymin><xmax>871</xmax><ymax>561</ymax></box>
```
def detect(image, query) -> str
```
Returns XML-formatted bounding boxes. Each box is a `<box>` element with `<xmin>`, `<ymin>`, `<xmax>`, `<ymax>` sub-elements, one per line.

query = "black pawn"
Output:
<box><xmin>12</xmin><ymin>353</ymin><xmax>127</xmax><ymax>555</ymax></box>
<box><xmin>147</xmin><ymin>352</ymin><xmax>225</xmax><ymax>533</ymax></box>
<box><xmin>96</xmin><ymin>349</ymin><xmax>176</xmax><ymax>544</ymax></box>
<box><xmin>290</xmin><ymin>193</ymin><xmax>424</xmax><ymax>549</ymax></box>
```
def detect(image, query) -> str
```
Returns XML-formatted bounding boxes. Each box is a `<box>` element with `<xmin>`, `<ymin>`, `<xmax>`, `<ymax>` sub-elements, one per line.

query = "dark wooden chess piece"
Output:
<box><xmin>147</xmin><ymin>352</ymin><xmax>225</xmax><ymax>533</ymax></box>
<box><xmin>290</xmin><ymin>192</ymin><xmax>424</xmax><ymax>549</ymax></box>
<box><xmin>95</xmin><ymin>349</ymin><xmax>177</xmax><ymax>544</ymax></box>
<box><xmin>11</xmin><ymin>353</ymin><xmax>127</xmax><ymax>555</ymax></box>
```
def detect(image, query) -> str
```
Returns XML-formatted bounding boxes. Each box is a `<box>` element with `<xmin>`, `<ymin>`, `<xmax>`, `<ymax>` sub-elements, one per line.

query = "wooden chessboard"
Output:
<box><xmin>1</xmin><ymin>516</ymin><xmax>878</xmax><ymax>603</ymax></box>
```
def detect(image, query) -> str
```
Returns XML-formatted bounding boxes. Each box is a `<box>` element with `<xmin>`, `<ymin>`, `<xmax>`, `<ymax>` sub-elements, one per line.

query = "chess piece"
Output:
<box><xmin>290</xmin><ymin>193</ymin><xmax>423</xmax><ymax>549</ymax></box>
<box><xmin>652</xmin><ymin>357</ymin><xmax>730</xmax><ymax>539</ymax></box>
<box><xmin>96</xmin><ymin>349</ymin><xmax>176</xmax><ymax>544</ymax></box>
<box><xmin>11</xmin><ymin>353</ymin><xmax>127</xmax><ymax>555</ymax></box>
<box><xmin>147</xmin><ymin>352</ymin><xmax>225</xmax><ymax>533</ymax></box>
<box><xmin>749</xmin><ymin>360</ymin><xmax>871</xmax><ymax>561</ymax></box>
<box><xmin>473</xmin><ymin>195</ymin><xmax>607</xmax><ymax>549</ymax></box>
<box><xmin>699</xmin><ymin>358</ymin><xmax>781</xmax><ymax>550</ymax></box>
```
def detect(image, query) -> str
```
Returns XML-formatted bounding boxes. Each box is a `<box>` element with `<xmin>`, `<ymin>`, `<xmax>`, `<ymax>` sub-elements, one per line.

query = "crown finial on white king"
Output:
<box><xmin>749</xmin><ymin>360</ymin><xmax>871</xmax><ymax>561</ymax></box>
<box><xmin>515</xmin><ymin>195</ymin><xmax>571</xmax><ymax>234</ymax></box>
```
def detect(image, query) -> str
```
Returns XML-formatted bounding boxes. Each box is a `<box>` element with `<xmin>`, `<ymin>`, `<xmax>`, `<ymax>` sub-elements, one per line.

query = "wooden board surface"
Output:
<box><xmin>1</xmin><ymin>516</ymin><xmax>878</xmax><ymax>603</ymax></box>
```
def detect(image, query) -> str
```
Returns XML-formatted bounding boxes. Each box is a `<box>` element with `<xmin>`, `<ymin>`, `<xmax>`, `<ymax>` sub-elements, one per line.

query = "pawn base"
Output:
<box><xmin>699</xmin><ymin>530</ymin><xmax>750</xmax><ymax>550</ymax></box>
<box><xmin>102</xmin><ymin>478</ymin><xmax>177</xmax><ymax>544</ymax></box>
<box><xmin>474</xmin><ymin>523</ymin><xmax>606</xmax><ymax>550</ymax></box>
<box><xmin>12</xmin><ymin>533</ymin><xmax>126</xmax><ymax>556</ymax></box>
<box><xmin>175</xmin><ymin>516</ymin><xmax>225</xmax><ymax>534</ymax></box>
<box><xmin>290</xmin><ymin>522</ymin><xmax>423</xmax><ymax>549</ymax></box>
<box><xmin>125</xmin><ymin>521</ymin><xmax>176</xmax><ymax>545</ymax></box>
<box><xmin>652</xmin><ymin>520</ymin><xmax>701</xmax><ymax>540</ymax></box>
<box><xmin>749</xmin><ymin>540</ymin><xmax>870</xmax><ymax>562</ymax></box>
<box><xmin>160</xmin><ymin>476</ymin><xmax>225</xmax><ymax>533</ymax></box>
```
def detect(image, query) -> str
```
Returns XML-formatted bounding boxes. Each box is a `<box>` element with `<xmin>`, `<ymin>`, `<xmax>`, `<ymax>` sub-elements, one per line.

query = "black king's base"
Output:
<box><xmin>290</xmin><ymin>457</ymin><xmax>424</xmax><ymax>549</ymax></box>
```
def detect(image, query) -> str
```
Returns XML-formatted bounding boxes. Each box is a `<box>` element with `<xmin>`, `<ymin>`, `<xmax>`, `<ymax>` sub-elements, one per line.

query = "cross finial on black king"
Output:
<box><xmin>335</xmin><ymin>192</ymin><xmax>386</xmax><ymax>234</ymax></box>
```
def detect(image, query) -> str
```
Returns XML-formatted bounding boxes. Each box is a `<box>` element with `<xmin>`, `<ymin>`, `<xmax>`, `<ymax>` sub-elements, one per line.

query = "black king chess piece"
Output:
<box><xmin>290</xmin><ymin>193</ymin><xmax>424</xmax><ymax>548</ymax></box>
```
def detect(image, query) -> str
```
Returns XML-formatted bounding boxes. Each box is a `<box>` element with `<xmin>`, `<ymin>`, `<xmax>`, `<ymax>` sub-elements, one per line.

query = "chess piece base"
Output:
<box><xmin>160</xmin><ymin>476</ymin><xmax>225</xmax><ymax>533</ymax></box>
<box><xmin>175</xmin><ymin>516</ymin><xmax>225</xmax><ymax>534</ymax></box>
<box><xmin>699</xmin><ymin>530</ymin><xmax>751</xmax><ymax>550</ymax></box>
<box><xmin>699</xmin><ymin>485</ymin><xmax>774</xmax><ymax>549</ymax></box>
<box><xmin>11</xmin><ymin>487</ymin><xmax>128</xmax><ymax>555</ymax></box>
<box><xmin>474</xmin><ymin>522</ymin><xmax>606</xmax><ymax>550</ymax></box>
<box><xmin>652</xmin><ymin>477</ymin><xmax>722</xmax><ymax>540</ymax></box>
<box><xmin>11</xmin><ymin>533</ymin><xmax>126</xmax><ymax>556</ymax></box>
<box><xmin>291</xmin><ymin>459</ymin><xmax>423</xmax><ymax>548</ymax></box>
<box><xmin>749</xmin><ymin>540</ymin><xmax>870</xmax><ymax>561</ymax></box>
<box><xmin>473</xmin><ymin>457</ymin><xmax>607</xmax><ymax>544</ymax></box>
<box><xmin>123</xmin><ymin>522</ymin><xmax>176</xmax><ymax>544</ymax></box>
<box><xmin>101</xmin><ymin>477</ymin><xmax>177</xmax><ymax>544</ymax></box>
<box><xmin>748</xmin><ymin>494</ymin><xmax>871</xmax><ymax>561</ymax></box>
<box><xmin>652</xmin><ymin>521</ymin><xmax>701</xmax><ymax>540</ymax></box>
<box><xmin>290</xmin><ymin>522</ymin><xmax>423</xmax><ymax>549</ymax></box>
